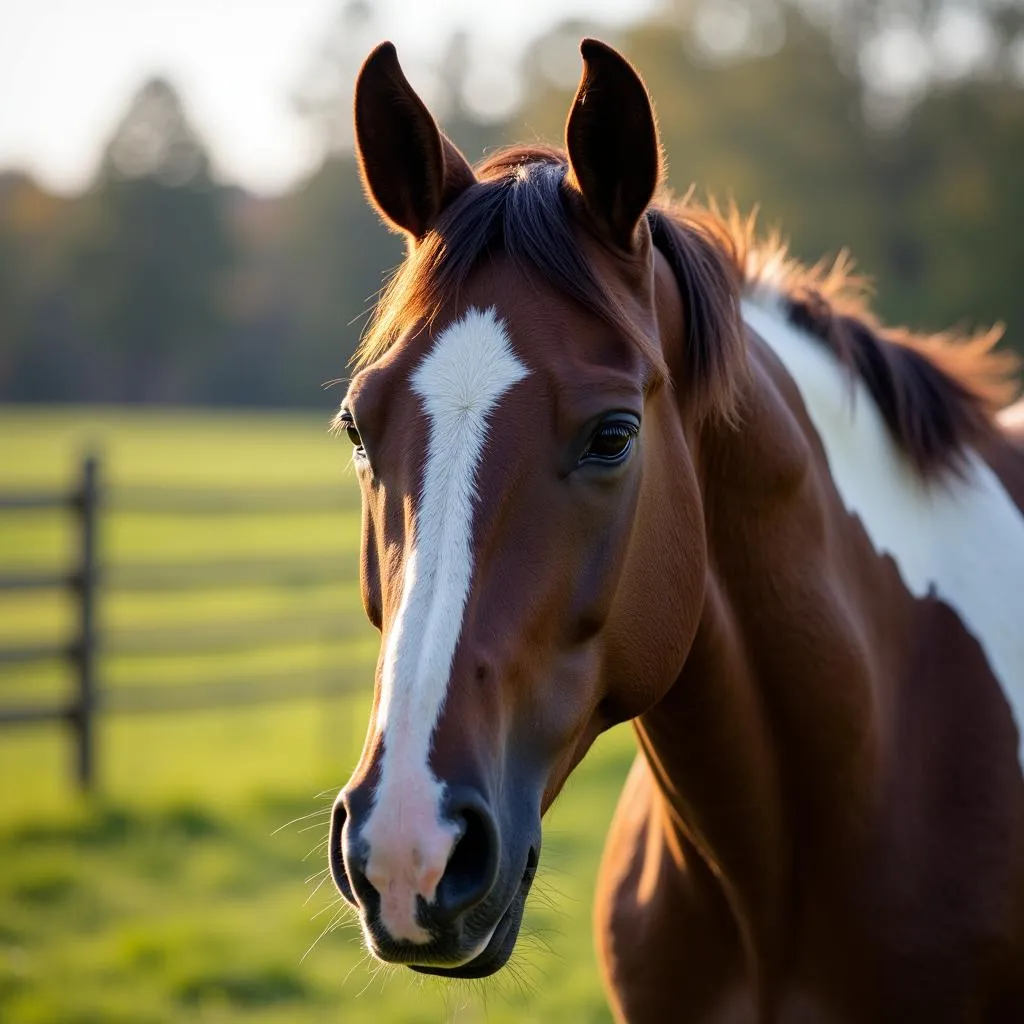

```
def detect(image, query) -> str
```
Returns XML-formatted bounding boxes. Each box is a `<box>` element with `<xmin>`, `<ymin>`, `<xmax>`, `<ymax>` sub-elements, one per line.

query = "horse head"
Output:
<box><xmin>327</xmin><ymin>38</ymin><xmax>728</xmax><ymax>977</ymax></box>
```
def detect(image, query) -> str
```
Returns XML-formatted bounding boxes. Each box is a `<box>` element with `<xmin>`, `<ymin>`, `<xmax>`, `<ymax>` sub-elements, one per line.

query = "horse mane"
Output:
<box><xmin>709</xmin><ymin>203</ymin><xmax>1020</xmax><ymax>475</ymax></box>
<box><xmin>354</xmin><ymin>146</ymin><xmax>1019</xmax><ymax>477</ymax></box>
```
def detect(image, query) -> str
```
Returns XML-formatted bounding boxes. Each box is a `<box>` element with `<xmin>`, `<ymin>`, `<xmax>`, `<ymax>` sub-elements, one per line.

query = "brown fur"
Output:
<box><xmin>331</xmin><ymin>37</ymin><xmax>1024</xmax><ymax>1023</ymax></box>
<box><xmin>355</xmin><ymin>165</ymin><xmax>1018</xmax><ymax>476</ymax></box>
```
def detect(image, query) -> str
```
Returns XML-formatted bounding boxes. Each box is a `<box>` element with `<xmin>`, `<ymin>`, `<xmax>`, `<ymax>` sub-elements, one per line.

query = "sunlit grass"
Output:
<box><xmin>0</xmin><ymin>406</ymin><xmax>634</xmax><ymax>1022</ymax></box>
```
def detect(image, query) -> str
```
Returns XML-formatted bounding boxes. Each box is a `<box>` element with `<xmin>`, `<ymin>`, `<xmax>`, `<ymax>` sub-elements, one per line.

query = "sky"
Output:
<box><xmin>0</xmin><ymin>0</ymin><xmax>656</xmax><ymax>196</ymax></box>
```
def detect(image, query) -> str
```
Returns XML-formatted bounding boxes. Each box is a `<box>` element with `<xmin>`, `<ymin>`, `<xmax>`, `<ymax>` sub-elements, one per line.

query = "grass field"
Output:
<box><xmin>0</xmin><ymin>406</ymin><xmax>635</xmax><ymax>1023</ymax></box>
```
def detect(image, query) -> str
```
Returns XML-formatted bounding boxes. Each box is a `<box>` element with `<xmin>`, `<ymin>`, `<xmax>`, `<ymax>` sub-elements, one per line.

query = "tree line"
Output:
<box><xmin>1</xmin><ymin>0</ymin><xmax>1022</xmax><ymax>409</ymax></box>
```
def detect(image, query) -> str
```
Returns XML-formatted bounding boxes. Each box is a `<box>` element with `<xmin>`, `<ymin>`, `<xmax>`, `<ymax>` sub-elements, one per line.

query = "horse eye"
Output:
<box><xmin>338</xmin><ymin>412</ymin><xmax>364</xmax><ymax>454</ymax></box>
<box><xmin>581</xmin><ymin>419</ymin><xmax>639</xmax><ymax>466</ymax></box>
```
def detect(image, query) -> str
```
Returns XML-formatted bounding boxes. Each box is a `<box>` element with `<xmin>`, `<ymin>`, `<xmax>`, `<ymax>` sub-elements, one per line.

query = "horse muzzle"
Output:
<box><xmin>328</xmin><ymin>785</ymin><xmax>540</xmax><ymax>976</ymax></box>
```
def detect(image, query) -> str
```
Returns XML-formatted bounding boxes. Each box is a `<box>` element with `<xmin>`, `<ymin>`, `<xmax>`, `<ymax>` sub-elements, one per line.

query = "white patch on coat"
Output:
<box><xmin>360</xmin><ymin>306</ymin><xmax>529</xmax><ymax>943</ymax></box>
<box><xmin>742</xmin><ymin>292</ymin><xmax>1024</xmax><ymax>768</ymax></box>
<box><xmin>998</xmin><ymin>399</ymin><xmax>1024</xmax><ymax>431</ymax></box>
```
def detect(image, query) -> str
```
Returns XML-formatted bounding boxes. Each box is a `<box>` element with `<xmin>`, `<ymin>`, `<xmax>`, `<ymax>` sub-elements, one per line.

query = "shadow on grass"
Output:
<box><xmin>175</xmin><ymin>962</ymin><xmax>312</xmax><ymax>1008</ymax></box>
<box><xmin>6</xmin><ymin>801</ymin><xmax>223</xmax><ymax>849</ymax></box>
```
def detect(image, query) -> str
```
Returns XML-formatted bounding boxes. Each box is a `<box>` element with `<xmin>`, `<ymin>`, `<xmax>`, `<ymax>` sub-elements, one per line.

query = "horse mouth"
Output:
<box><xmin>409</xmin><ymin>848</ymin><xmax>538</xmax><ymax>980</ymax></box>
<box><xmin>328</xmin><ymin>795</ymin><xmax>540</xmax><ymax>978</ymax></box>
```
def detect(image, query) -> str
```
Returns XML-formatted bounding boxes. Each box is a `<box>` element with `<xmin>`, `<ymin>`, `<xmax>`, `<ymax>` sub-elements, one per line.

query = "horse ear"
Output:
<box><xmin>565</xmin><ymin>39</ymin><xmax>661</xmax><ymax>251</ymax></box>
<box><xmin>354</xmin><ymin>42</ymin><xmax>476</xmax><ymax>242</ymax></box>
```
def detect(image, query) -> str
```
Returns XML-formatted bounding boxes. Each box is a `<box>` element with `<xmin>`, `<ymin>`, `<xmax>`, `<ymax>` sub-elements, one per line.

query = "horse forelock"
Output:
<box><xmin>351</xmin><ymin>149</ymin><xmax>674</xmax><ymax>394</ymax></box>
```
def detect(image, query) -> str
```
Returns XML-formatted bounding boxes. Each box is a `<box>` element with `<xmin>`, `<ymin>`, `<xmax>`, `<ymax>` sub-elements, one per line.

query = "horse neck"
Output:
<box><xmin>633</xmin><ymin>330</ymin><xmax>900</xmax><ymax>988</ymax></box>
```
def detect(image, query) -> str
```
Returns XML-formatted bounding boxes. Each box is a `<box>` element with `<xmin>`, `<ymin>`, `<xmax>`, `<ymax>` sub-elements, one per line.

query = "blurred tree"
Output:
<box><xmin>2</xmin><ymin>1</ymin><xmax>1022</xmax><ymax>407</ymax></box>
<box><xmin>664</xmin><ymin>0</ymin><xmax>1024</xmax><ymax>121</ymax></box>
<box><xmin>518</xmin><ymin>10</ymin><xmax>879</xmax><ymax>266</ymax></box>
<box><xmin>287</xmin><ymin>6</ymin><xmax>510</xmax><ymax>393</ymax></box>
<box><xmin>432</xmin><ymin>31</ymin><xmax>514</xmax><ymax>162</ymax></box>
<box><xmin>292</xmin><ymin>0</ymin><xmax>380</xmax><ymax>154</ymax></box>
<box><xmin>69</xmin><ymin>78</ymin><xmax>233</xmax><ymax>401</ymax></box>
<box><xmin>517</xmin><ymin>4</ymin><xmax>1023</xmax><ymax>352</ymax></box>
<box><xmin>292</xmin><ymin>2</ymin><xmax>510</xmax><ymax>161</ymax></box>
<box><xmin>886</xmin><ymin>73</ymin><xmax>1024</xmax><ymax>336</ymax></box>
<box><xmin>100</xmin><ymin>77</ymin><xmax>210</xmax><ymax>185</ymax></box>
<box><xmin>0</xmin><ymin>172</ymin><xmax>81</xmax><ymax>399</ymax></box>
<box><xmin>275</xmin><ymin>157</ymin><xmax>402</xmax><ymax>401</ymax></box>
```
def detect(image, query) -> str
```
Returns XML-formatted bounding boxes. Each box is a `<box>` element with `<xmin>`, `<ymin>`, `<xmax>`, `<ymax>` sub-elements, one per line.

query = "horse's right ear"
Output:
<box><xmin>354</xmin><ymin>42</ymin><xmax>475</xmax><ymax>243</ymax></box>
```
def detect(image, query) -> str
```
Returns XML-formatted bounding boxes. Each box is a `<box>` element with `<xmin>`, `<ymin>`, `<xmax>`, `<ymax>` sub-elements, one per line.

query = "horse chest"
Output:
<box><xmin>596</xmin><ymin>748</ymin><xmax>1024</xmax><ymax>1023</ymax></box>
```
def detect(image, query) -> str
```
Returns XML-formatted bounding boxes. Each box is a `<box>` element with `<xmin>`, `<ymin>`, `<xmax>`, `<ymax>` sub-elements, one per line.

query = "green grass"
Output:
<box><xmin>0</xmin><ymin>406</ymin><xmax>635</xmax><ymax>1022</ymax></box>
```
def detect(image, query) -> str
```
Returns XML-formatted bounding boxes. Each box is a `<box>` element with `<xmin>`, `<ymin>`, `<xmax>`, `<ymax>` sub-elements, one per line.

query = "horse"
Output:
<box><xmin>327</xmin><ymin>38</ymin><xmax>1024</xmax><ymax>1022</ymax></box>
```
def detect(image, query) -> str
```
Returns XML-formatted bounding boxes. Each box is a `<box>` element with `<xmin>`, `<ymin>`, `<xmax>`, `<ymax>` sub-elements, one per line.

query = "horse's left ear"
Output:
<box><xmin>565</xmin><ymin>39</ymin><xmax>661</xmax><ymax>252</ymax></box>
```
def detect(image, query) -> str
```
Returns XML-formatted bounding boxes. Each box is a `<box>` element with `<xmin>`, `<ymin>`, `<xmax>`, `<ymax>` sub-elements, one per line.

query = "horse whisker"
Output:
<box><xmin>271</xmin><ymin>806</ymin><xmax>332</xmax><ymax>836</ymax></box>
<box><xmin>310</xmin><ymin>894</ymin><xmax>345</xmax><ymax>921</ymax></box>
<box><xmin>302</xmin><ymin>837</ymin><xmax>330</xmax><ymax>862</ymax></box>
<box><xmin>303</xmin><ymin>870</ymin><xmax>334</xmax><ymax>906</ymax></box>
<box><xmin>301</xmin><ymin>907</ymin><xmax>347</xmax><ymax>963</ymax></box>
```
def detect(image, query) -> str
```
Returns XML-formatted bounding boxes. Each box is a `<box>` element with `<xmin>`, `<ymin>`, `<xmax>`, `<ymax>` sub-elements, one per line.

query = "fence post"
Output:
<box><xmin>71</xmin><ymin>453</ymin><xmax>99</xmax><ymax>792</ymax></box>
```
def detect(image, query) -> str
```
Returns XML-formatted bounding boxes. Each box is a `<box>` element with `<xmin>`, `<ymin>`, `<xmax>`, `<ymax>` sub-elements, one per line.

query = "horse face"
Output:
<box><xmin>328</xmin><ymin>40</ymin><xmax>708</xmax><ymax>977</ymax></box>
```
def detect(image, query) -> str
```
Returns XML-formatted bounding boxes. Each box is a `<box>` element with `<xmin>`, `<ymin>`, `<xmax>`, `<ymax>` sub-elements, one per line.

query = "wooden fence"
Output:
<box><xmin>0</xmin><ymin>454</ymin><xmax>358</xmax><ymax>791</ymax></box>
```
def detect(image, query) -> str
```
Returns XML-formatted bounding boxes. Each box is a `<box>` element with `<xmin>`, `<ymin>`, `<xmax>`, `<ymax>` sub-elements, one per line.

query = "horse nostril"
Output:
<box><xmin>328</xmin><ymin>796</ymin><xmax>360</xmax><ymax>906</ymax></box>
<box><xmin>523</xmin><ymin>844</ymin><xmax>538</xmax><ymax>885</ymax></box>
<box><xmin>435</xmin><ymin>796</ymin><xmax>500</xmax><ymax>922</ymax></box>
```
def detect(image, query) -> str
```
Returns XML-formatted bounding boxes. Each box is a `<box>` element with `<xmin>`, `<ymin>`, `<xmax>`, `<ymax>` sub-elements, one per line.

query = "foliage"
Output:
<box><xmin>521</xmin><ymin>5</ymin><xmax>1024</xmax><ymax>345</ymax></box>
<box><xmin>0</xmin><ymin>1</ymin><xmax>1022</xmax><ymax>406</ymax></box>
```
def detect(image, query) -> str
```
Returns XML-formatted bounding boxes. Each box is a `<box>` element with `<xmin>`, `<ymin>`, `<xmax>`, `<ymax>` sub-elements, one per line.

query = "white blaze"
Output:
<box><xmin>742</xmin><ymin>292</ymin><xmax>1024</xmax><ymax>768</ymax></box>
<box><xmin>360</xmin><ymin>306</ymin><xmax>529</xmax><ymax>943</ymax></box>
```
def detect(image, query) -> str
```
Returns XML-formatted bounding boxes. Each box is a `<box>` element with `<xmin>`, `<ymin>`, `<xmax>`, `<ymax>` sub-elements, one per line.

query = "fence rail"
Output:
<box><xmin>107</xmin><ymin>555</ymin><xmax>343</xmax><ymax>592</ymax></box>
<box><xmin>0</xmin><ymin>641</ymin><xmax>76</xmax><ymax>667</ymax></box>
<box><xmin>0</xmin><ymin>492</ymin><xmax>77</xmax><ymax>512</ymax></box>
<box><xmin>0</xmin><ymin>454</ymin><xmax>355</xmax><ymax>791</ymax></box>
<box><xmin>107</xmin><ymin>613</ymin><xmax>356</xmax><ymax>658</ymax></box>
<box><xmin>0</xmin><ymin>570</ymin><xmax>79</xmax><ymax>592</ymax></box>
<box><xmin>112</xmin><ymin>485</ymin><xmax>350</xmax><ymax>514</ymax></box>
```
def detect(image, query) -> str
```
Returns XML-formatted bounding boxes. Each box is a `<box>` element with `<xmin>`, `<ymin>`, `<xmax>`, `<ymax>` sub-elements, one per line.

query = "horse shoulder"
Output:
<box><xmin>596</xmin><ymin>754</ymin><xmax>759</xmax><ymax>1022</ymax></box>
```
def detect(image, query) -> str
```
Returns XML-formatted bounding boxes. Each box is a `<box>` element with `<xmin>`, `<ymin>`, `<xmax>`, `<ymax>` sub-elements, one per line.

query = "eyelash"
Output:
<box><xmin>579</xmin><ymin>417</ymin><xmax>640</xmax><ymax>466</ymax></box>
<box><xmin>338</xmin><ymin>413</ymin><xmax>366</xmax><ymax>458</ymax></box>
